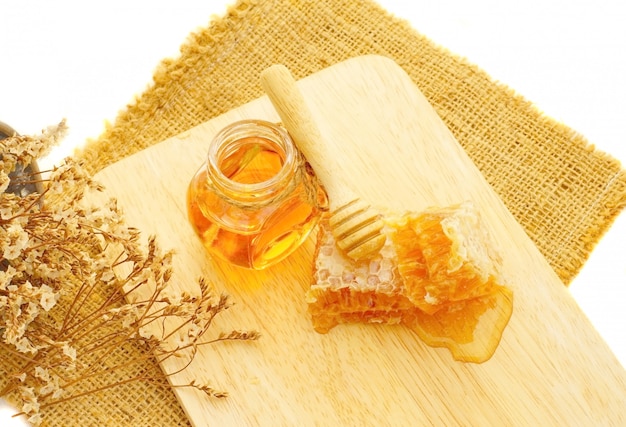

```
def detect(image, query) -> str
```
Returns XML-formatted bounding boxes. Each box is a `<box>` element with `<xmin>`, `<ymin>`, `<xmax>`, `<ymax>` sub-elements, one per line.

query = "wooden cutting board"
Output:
<box><xmin>93</xmin><ymin>55</ymin><xmax>626</xmax><ymax>426</ymax></box>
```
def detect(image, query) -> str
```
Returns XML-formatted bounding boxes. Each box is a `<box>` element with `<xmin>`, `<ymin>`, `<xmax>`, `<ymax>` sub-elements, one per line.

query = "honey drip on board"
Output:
<box><xmin>187</xmin><ymin>136</ymin><xmax>322</xmax><ymax>270</ymax></box>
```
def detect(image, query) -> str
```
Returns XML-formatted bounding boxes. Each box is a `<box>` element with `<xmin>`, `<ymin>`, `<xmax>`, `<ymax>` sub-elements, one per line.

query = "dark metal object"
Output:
<box><xmin>0</xmin><ymin>121</ymin><xmax>43</xmax><ymax>197</ymax></box>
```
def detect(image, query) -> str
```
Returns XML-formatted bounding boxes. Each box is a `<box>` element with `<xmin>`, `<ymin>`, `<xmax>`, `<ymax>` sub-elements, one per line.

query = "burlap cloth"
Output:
<box><xmin>4</xmin><ymin>0</ymin><xmax>625</xmax><ymax>425</ymax></box>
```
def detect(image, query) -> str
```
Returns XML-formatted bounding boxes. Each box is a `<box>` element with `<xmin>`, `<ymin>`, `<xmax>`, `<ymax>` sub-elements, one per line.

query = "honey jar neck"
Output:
<box><xmin>205</xmin><ymin>120</ymin><xmax>298</xmax><ymax>204</ymax></box>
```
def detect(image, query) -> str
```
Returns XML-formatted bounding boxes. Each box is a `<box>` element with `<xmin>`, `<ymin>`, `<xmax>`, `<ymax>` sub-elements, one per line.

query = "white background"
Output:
<box><xmin>2</xmin><ymin>0</ymin><xmax>624</xmax><ymax>423</ymax></box>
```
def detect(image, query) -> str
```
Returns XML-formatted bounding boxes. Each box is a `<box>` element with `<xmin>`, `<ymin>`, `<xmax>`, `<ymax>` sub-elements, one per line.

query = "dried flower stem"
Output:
<box><xmin>1</xmin><ymin>122</ymin><xmax>259</xmax><ymax>425</ymax></box>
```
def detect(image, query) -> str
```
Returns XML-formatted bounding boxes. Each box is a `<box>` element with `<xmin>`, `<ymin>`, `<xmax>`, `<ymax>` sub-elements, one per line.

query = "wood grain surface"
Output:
<box><xmin>93</xmin><ymin>55</ymin><xmax>626</xmax><ymax>426</ymax></box>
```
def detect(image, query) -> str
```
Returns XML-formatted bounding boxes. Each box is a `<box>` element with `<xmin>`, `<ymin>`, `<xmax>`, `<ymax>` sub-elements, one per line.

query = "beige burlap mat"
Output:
<box><xmin>5</xmin><ymin>0</ymin><xmax>625</xmax><ymax>425</ymax></box>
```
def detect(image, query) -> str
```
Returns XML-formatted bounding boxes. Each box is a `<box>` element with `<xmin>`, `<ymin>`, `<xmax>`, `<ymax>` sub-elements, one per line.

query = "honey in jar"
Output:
<box><xmin>187</xmin><ymin>119</ymin><xmax>328</xmax><ymax>269</ymax></box>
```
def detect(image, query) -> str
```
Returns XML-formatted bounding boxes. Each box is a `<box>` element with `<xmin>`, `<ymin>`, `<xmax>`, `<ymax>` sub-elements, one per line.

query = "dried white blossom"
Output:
<box><xmin>2</xmin><ymin>223</ymin><xmax>29</xmax><ymax>260</ymax></box>
<box><xmin>27</xmin><ymin>414</ymin><xmax>43</xmax><ymax>425</ymax></box>
<box><xmin>138</xmin><ymin>326</ymin><xmax>154</xmax><ymax>340</ymax></box>
<box><xmin>38</xmin><ymin>284</ymin><xmax>59</xmax><ymax>311</ymax></box>
<box><xmin>34</xmin><ymin>366</ymin><xmax>50</xmax><ymax>382</ymax></box>
<box><xmin>18</xmin><ymin>386</ymin><xmax>39</xmax><ymax>417</ymax></box>
<box><xmin>0</xmin><ymin>170</ymin><xmax>9</xmax><ymax>193</ymax></box>
<box><xmin>15</xmin><ymin>337</ymin><xmax>39</xmax><ymax>354</ymax></box>
<box><xmin>62</xmin><ymin>343</ymin><xmax>77</xmax><ymax>361</ymax></box>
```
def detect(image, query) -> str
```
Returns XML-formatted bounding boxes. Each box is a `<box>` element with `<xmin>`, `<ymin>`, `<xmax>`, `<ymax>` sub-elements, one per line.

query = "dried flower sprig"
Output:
<box><xmin>1</xmin><ymin>122</ymin><xmax>258</xmax><ymax>425</ymax></box>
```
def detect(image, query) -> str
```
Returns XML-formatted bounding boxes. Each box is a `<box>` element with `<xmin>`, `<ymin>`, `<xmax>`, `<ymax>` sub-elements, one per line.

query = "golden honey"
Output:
<box><xmin>187</xmin><ymin>120</ymin><xmax>327</xmax><ymax>269</ymax></box>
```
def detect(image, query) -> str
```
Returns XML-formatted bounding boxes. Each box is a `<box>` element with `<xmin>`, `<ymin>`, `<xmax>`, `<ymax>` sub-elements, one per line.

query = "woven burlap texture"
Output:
<box><xmin>6</xmin><ymin>0</ymin><xmax>624</xmax><ymax>425</ymax></box>
<box><xmin>77</xmin><ymin>0</ymin><xmax>626</xmax><ymax>286</ymax></box>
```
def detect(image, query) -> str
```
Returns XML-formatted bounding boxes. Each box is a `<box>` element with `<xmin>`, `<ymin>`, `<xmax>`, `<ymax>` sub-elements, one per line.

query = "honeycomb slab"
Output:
<box><xmin>307</xmin><ymin>202</ymin><xmax>514</xmax><ymax>363</ymax></box>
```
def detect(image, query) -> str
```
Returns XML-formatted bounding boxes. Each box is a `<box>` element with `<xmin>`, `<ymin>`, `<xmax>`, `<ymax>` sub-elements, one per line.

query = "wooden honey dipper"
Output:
<box><xmin>260</xmin><ymin>64</ymin><xmax>386</xmax><ymax>261</ymax></box>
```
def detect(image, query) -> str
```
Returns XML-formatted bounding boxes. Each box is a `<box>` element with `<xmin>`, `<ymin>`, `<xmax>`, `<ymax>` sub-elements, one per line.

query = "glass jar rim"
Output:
<box><xmin>206</xmin><ymin>119</ymin><xmax>296</xmax><ymax>201</ymax></box>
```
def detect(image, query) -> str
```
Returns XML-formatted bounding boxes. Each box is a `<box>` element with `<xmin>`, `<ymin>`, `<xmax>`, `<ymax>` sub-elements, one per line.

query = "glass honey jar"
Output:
<box><xmin>187</xmin><ymin>119</ymin><xmax>328</xmax><ymax>269</ymax></box>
